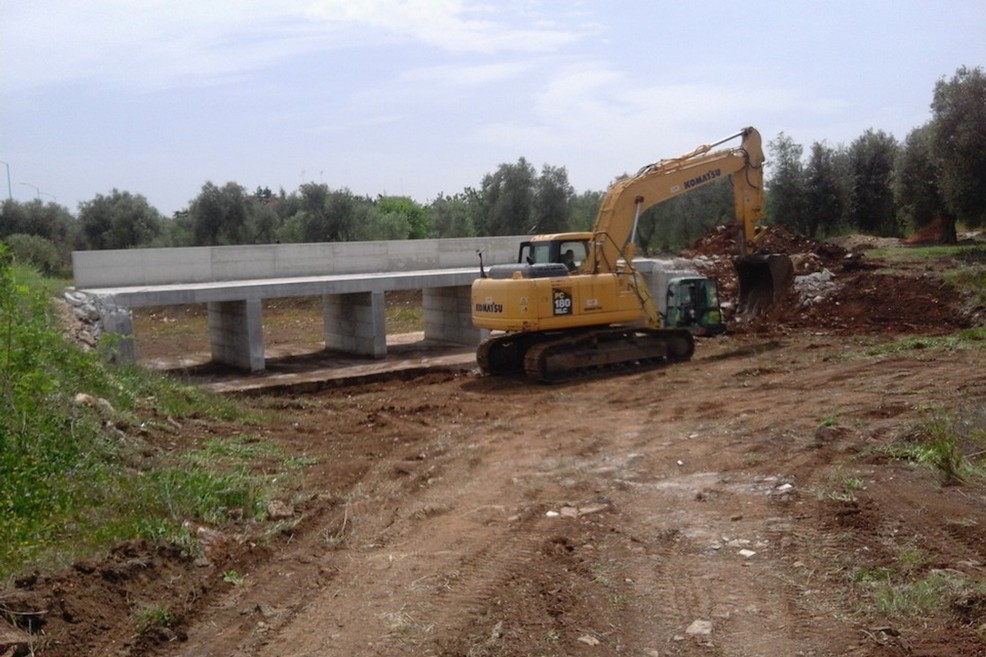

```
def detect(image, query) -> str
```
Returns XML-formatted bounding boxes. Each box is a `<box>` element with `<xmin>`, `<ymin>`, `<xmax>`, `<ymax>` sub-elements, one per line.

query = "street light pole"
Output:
<box><xmin>19</xmin><ymin>182</ymin><xmax>41</xmax><ymax>200</ymax></box>
<box><xmin>0</xmin><ymin>161</ymin><xmax>10</xmax><ymax>201</ymax></box>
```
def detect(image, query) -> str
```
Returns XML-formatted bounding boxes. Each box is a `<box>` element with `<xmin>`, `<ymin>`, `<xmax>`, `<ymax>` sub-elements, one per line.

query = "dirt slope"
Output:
<box><xmin>4</xmin><ymin>235</ymin><xmax>986</xmax><ymax>657</ymax></box>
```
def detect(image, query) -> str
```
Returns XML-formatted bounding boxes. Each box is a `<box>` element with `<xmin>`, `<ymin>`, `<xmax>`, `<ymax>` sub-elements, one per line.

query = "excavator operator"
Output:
<box><xmin>562</xmin><ymin>249</ymin><xmax>577</xmax><ymax>272</ymax></box>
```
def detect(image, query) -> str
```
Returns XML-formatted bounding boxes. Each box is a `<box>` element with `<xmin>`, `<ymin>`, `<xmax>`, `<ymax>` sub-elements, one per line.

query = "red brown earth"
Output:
<box><xmin>4</xmin><ymin>231</ymin><xmax>986</xmax><ymax>657</ymax></box>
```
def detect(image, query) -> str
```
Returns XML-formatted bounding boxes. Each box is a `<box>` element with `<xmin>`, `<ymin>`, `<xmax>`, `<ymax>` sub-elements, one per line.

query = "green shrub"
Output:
<box><xmin>0</xmin><ymin>248</ymin><xmax>289</xmax><ymax>580</ymax></box>
<box><xmin>3</xmin><ymin>234</ymin><xmax>64</xmax><ymax>276</ymax></box>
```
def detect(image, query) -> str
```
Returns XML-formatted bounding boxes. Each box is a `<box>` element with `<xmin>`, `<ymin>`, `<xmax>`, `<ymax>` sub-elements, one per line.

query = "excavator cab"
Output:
<box><xmin>519</xmin><ymin>236</ymin><xmax>590</xmax><ymax>270</ymax></box>
<box><xmin>733</xmin><ymin>254</ymin><xmax>795</xmax><ymax>316</ymax></box>
<box><xmin>665</xmin><ymin>277</ymin><xmax>726</xmax><ymax>336</ymax></box>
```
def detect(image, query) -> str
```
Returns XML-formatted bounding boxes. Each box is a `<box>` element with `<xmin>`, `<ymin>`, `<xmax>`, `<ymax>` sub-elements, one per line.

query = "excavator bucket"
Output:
<box><xmin>733</xmin><ymin>254</ymin><xmax>794</xmax><ymax>316</ymax></box>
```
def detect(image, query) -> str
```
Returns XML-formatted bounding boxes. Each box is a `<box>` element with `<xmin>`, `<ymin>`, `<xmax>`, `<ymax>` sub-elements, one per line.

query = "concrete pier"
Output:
<box><xmin>324</xmin><ymin>291</ymin><xmax>387</xmax><ymax>359</ymax></box>
<box><xmin>208</xmin><ymin>300</ymin><xmax>265</xmax><ymax>371</ymax></box>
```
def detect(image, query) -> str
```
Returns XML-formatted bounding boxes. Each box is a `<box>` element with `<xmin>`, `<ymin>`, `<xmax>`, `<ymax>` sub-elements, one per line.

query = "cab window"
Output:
<box><xmin>558</xmin><ymin>241</ymin><xmax>587</xmax><ymax>268</ymax></box>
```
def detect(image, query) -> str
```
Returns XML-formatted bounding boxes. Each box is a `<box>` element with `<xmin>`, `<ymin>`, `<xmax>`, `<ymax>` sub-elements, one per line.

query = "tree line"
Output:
<box><xmin>2</xmin><ymin>66</ymin><xmax>983</xmax><ymax>276</ymax></box>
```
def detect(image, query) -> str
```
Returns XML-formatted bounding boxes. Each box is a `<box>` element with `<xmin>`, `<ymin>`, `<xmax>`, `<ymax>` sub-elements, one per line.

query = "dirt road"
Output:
<box><xmin>148</xmin><ymin>335</ymin><xmax>984</xmax><ymax>657</ymax></box>
<box><xmin>7</xmin><ymin>236</ymin><xmax>986</xmax><ymax>656</ymax></box>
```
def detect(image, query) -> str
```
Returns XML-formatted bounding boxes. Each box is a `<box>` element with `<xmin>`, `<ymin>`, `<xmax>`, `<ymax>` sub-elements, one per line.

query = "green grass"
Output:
<box><xmin>867</xmin><ymin>243</ymin><xmax>986</xmax><ymax>308</ymax></box>
<box><xmin>0</xmin><ymin>250</ymin><xmax>300</xmax><ymax>581</ymax></box>
<box><xmin>871</xmin><ymin>571</ymin><xmax>960</xmax><ymax>617</ymax></box>
<box><xmin>879</xmin><ymin>406</ymin><xmax>986</xmax><ymax>486</ymax></box>
<box><xmin>947</xmin><ymin>266</ymin><xmax>986</xmax><ymax>308</ymax></box>
<box><xmin>133</xmin><ymin>602</ymin><xmax>176</xmax><ymax>633</ymax></box>
<box><xmin>858</xmin><ymin>328</ymin><xmax>986</xmax><ymax>358</ymax></box>
<box><xmin>851</xmin><ymin>552</ymin><xmax>986</xmax><ymax>621</ymax></box>
<box><xmin>867</xmin><ymin>243</ymin><xmax>986</xmax><ymax>262</ymax></box>
<box><xmin>814</xmin><ymin>466</ymin><xmax>867</xmax><ymax>502</ymax></box>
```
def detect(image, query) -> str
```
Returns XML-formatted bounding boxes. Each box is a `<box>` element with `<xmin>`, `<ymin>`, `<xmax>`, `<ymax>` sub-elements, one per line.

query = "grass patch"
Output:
<box><xmin>880</xmin><ymin>406</ymin><xmax>986</xmax><ymax>486</ymax></box>
<box><xmin>860</xmin><ymin>328</ymin><xmax>986</xmax><ymax>358</ymax></box>
<box><xmin>867</xmin><ymin>243</ymin><xmax>986</xmax><ymax>309</ymax></box>
<box><xmin>0</xmin><ymin>250</ymin><xmax>301</xmax><ymax>581</ymax></box>
<box><xmin>852</xmin><ymin>552</ymin><xmax>986</xmax><ymax>621</ymax></box>
<box><xmin>867</xmin><ymin>243</ymin><xmax>986</xmax><ymax>262</ymax></box>
<box><xmin>816</xmin><ymin>467</ymin><xmax>867</xmax><ymax>502</ymax></box>
<box><xmin>871</xmin><ymin>571</ymin><xmax>960</xmax><ymax>617</ymax></box>
<box><xmin>133</xmin><ymin>602</ymin><xmax>176</xmax><ymax>633</ymax></box>
<box><xmin>947</xmin><ymin>266</ymin><xmax>986</xmax><ymax>308</ymax></box>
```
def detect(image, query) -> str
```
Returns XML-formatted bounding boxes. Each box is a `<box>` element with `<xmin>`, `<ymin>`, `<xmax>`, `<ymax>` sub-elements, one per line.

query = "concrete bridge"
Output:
<box><xmin>71</xmin><ymin>237</ymin><xmax>523</xmax><ymax>372</ymax></box>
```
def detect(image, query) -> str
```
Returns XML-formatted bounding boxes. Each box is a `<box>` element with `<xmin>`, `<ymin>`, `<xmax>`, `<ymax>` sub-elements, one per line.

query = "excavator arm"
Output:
<box><xmin>583</xmin><ymin>126</ymin><xmax>791</xmax><ymax>313</ymax></box>
<box><xmin>584</xmin><ymin>127</ymin><xmax>764</xmax><ymax>274</ymax></box>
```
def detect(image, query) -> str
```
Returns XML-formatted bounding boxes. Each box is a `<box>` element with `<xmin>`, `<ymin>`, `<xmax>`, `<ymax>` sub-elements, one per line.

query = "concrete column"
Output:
<box><xmin>422</xmin><ymin>285</ymin><xmax>487</xmax><ymax>346</ymax></box>
<box><xmin>324</xmin><ymin>291</ymin><xmax>387</xmax><ymax>358</ymax></box>
<box><xmin>99</xmin><ymin>304</ymin><xmax>137</xmax><ymax>365</ymax></box>
<box><xmin>208</xmin><ymin>299</ymin><xmax>265</xmax><ymax>371</ymax></box>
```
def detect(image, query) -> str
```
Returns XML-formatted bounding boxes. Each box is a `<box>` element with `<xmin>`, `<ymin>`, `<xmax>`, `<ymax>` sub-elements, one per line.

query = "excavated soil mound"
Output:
<box><xmin>682</xmin><ymin>224</ymin><xmax>975</xmax><ymax>336</ymax></box>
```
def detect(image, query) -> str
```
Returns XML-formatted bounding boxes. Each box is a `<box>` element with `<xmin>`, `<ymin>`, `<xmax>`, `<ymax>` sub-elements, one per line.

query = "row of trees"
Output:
<box><xmin>2</xmin><ymin>67</ymin><xmax>983</xmax><ymax>275</ymax></box>
<box><xmin>767</xmin><ymin>66</ymin><xmax>985</xmax><ymax>243</ymax></box>
<box><xmin>0</xmin><ymin>163</ymin><xmax>599</xmax><ymax>275</ymax></box>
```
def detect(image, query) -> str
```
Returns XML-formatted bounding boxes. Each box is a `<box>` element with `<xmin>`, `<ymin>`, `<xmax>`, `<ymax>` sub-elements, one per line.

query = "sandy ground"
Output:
<box><xmin>5</xmin><ymin>234</ymin><xmax>986</xmax><ymax>657</ymax></box>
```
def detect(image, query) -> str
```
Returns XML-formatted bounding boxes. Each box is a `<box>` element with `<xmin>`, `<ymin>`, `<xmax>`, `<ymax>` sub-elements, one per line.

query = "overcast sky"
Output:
<box><xmin>1</xmin><ymin>0</ymin><xmax>984</xmax><ymax>216</ymax></box>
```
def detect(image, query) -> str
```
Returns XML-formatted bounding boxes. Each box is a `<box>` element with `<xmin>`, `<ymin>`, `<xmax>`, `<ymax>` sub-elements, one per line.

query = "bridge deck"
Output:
<box><xmin>77</xmin><ymin>267</ymin><xmax>485</xmax><ymax>372</ymax></box>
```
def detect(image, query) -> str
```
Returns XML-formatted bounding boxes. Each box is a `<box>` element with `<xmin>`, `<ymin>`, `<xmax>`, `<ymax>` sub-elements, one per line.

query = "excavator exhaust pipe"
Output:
<box><xmin>733</xmin><ymin>254</ymin><xmax>794</xmax><ymax>316</ymax></box>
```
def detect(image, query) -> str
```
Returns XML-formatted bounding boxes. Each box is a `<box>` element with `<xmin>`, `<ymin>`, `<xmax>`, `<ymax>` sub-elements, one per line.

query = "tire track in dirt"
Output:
<box><xmin>605</xmin><ymin>469</ymin><xmax>863</xmax><ymax>656</ymax></box>
<box><xmin>167</xmin><ymin>385</ymin><xmax>580</xmax><ymax>656</ymax></box>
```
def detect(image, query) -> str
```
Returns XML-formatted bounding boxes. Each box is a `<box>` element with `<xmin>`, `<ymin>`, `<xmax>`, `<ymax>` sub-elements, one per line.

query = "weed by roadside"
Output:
<box><xmin>0</xmin><ymin>250</ymin><xmax>301</xmax><ymax>582</ymax></box>
<box><xmin>880</xmin><ymin>406</ymin><xmax>986</xmax><ymax>486</ymax></box>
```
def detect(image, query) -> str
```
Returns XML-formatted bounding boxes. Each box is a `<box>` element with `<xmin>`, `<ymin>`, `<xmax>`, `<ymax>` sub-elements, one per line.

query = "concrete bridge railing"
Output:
<box><xmin>71</xmin><ymin>236</ymin><xmax>526</xmax><ymax>372</ymax></box>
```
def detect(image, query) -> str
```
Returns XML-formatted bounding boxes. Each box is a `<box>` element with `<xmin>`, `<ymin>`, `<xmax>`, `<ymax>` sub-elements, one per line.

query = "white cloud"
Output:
<box><xmin>302</xmin><ymin>0</ymin><xmax>580</xmax><ymax>53</ymax></box>
<box><xmin>1</xmin><ymin>0</ymin><xmax>583</xmax><ymax>93</ymax></box>
<box><xmin>402</xmin><ymin>61</ymin><xmax>532</xmax><ymax>86</ymax></box>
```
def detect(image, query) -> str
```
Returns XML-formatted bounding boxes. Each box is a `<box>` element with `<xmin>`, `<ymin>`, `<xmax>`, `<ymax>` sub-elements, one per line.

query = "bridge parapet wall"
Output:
<box><xmin>72</xmin><ymin>236</ymin><xmax>525</xmax><ymax>288</ymax></box>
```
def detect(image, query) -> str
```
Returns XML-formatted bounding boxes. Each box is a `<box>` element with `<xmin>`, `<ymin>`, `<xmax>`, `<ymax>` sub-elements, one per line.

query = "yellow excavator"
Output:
<box><xmin>471</xmin><ymin>126</ymin><xmax>792</xmax><ymax>382</ymax></box>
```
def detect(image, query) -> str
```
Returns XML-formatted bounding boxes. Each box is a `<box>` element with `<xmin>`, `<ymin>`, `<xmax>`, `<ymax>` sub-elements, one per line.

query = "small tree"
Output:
<box><xmin>4</xmin><ymin>234</ymin><xmax>62</xmax><ymax>275</ymax></box>
<box><xmin>533</xmin><ymin>164</ymin><xmax>573</xmax><ymax>234</ymax></box>
<box><xmin>568</xmin><ymin>190</ymin><xmax>604</xmax><ymax>232</ymax></box>
<box><xmin>479</xmin><ymin>158</ymin><xmax>537</xmax><ymax>235</ymax></box>
<box><xmin>803</xmin><ymin>142</ymin><xmax>845</xmax><ymax>238</ymax></box>
<box><xmin>377</xmin><ymin>196</ymin><xmax>430</xmax><ymax>239</ymax></box>
<box><xmin>429</xmin><ymin>193</ymin><xmax>475</xmax><ymax>238</ymax></box>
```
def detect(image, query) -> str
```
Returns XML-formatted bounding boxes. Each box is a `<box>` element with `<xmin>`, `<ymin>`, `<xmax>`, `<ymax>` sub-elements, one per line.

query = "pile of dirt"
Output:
<box><xmin>904</xmin><ymin>215</ymin><xmax>951</xmax><ymax>245</ymax></box>
<box><xmin>2</xmin><ymin>541</ymin><xmax>202</xmax><ymax>655</ymax></box>
<box><xmin>680</xmin><ymin>224</ymin><xmax>973</xmax><ymax>336</ymax></box>
<box><xmin>684</xmin><ymin>224</ymin><xmax>849</xmax><ymax>265</ymax></box>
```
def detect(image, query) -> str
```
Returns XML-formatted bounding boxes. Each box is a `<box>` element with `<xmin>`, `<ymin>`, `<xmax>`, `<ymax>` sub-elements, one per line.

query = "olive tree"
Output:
<box><xmin>78</xmin><ymin>189</ymin><xmax>162</xmax><ymax>250</ymax></box>
<box><xmin>930</xmin><ymin>66</ymin><xmax>986</xmax><ymax>231</ymax></box>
